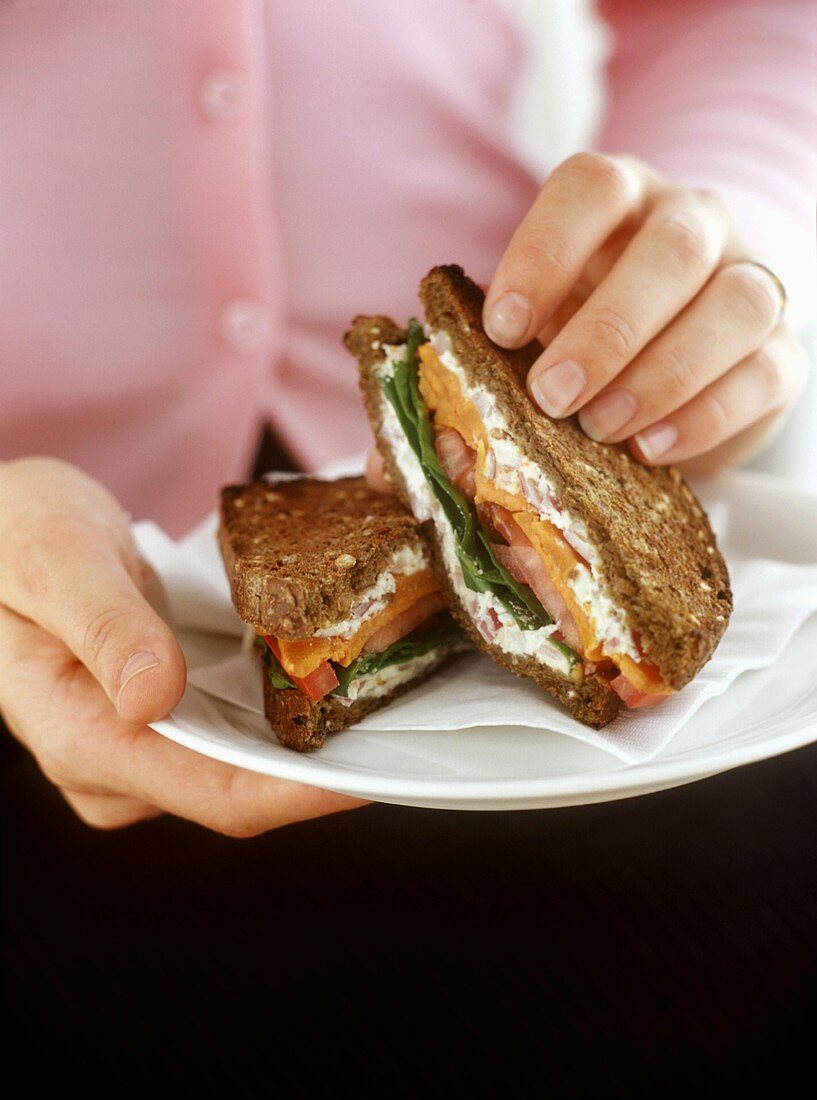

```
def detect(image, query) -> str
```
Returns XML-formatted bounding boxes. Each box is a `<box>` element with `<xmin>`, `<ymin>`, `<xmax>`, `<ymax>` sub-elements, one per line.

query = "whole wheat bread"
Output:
<box><xmin>219</xmin><ymin>475</ymin><xmax>461</xmax><ymax>751</ymax></box>
<box><xmin>262</xmin><ymin>648</ymin><xmax>458</xmax><ymax>751</ymax></box>
<box><xmin>219</xmin><ymin>476</ymin><xmax>428</xmax><ymax>638</ymax></box>
<box><xmin>346</xmin><ymin>265</ymin><xmax>732</xmax><ymax>726</ymax></box>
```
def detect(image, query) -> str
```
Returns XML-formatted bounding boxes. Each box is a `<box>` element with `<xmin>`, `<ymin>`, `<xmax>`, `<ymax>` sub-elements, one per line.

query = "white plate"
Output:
<box><xmin>150</xmin><ymin>471</ymin><xmax>817</xmax><ymax>810</ymax></box>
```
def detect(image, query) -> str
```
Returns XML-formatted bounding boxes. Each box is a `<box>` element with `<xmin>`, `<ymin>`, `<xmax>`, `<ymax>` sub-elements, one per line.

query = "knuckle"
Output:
<box><xmin>82</xmin><ymin>605</ymin><xmax>135</xmax><ymax>667</ymax></box>
<box><xmin>752</xmin><ymin>346</ymin><xmax>788</xmax><ymax>408</ymax></box>
<box><xmin>658</xmin><ymin>209</ymin><xmax>717</xmax><ymax>271</ymax></box>
<box><xmin>13</xmin><ymin>514</ymin><xmax>98</xmax><ymax>601</ymax></box>
<box><xmin>692</xmin><ymin>187</ymin><xmax>731</xmax><ymax>225</ymax></box>
<box><xmin>203</xmin><ymin>806</ymin><xmax>265</xmax><ymax>839</ymax></box>
<box><xmin>199</xmin><ymin>767</ymin><xmax>270</xmax><ymax>839</ymax></box>
<box><xmin>719</xmin><ymin>263</ymin><xmax>779</xmax><ymax>330</ymax></box>
<box><xmin>587</xmin><ymin>305</ymin><xmax>640</xmax><ymax>361</ymax></box>
<box><xmin>699</xmin><ymin>390</ymin><xmax>732</xmax><ymax>438</ymax></box>
<box><xmin>514</xmin><ymin>236</ymin><xmax>576</xmax><ymax>283</ymax></box>
<box><xmin>561</xmin><ymin>152</ymin><xmax>633</xmax><ymax>205</ymax></box>
<box><xmin>659</xmin><ymin>347</ymin><xmax>699</xmax><ymax>405</ymax></box>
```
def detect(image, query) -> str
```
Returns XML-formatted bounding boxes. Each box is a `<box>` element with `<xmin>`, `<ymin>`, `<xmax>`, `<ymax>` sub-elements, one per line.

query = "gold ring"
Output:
<box><xmin>731</xmin><ymin>257</ymin><xmax>788</xmax><ymax>319</ymax></box>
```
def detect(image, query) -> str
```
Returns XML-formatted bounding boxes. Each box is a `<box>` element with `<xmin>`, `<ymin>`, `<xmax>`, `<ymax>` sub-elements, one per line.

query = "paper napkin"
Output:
<box><xmin>133</xmin><ymin>474</ymin><xmax>817</xmax><ymax>765</ymax></box>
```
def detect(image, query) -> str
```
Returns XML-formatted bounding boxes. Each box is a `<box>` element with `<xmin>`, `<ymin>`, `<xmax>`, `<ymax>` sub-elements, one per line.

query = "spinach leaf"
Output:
<box><xmin>332</xmin><ymin>615</ymin><xmax>463</xmax><ymax>698</ymax></box>
<box><xmin>257</xmin><ymin>616</ymin><xmax>463</xmax><ymax>697</ymax></box>
<box><xmin>379</xmin><ymin>324</ymin><xmax>579</xmax><ymax>666</ymax></box>
<box><xmin>256</xmin><ymin>637</ymin><xmax>296</xmax><ymax>691</ymax></box>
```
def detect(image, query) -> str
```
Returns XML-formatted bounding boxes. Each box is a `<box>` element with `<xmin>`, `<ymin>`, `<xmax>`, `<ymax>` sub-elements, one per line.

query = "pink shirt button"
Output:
<box><xmin>219</xmin><ymin>299</ymin><xmax>270</xmax><ymax>352</ymax></box>
<box><xmin>199</xmin><ymin>70</ymin><xmax>244</xmax><ymax>119</ymax></box>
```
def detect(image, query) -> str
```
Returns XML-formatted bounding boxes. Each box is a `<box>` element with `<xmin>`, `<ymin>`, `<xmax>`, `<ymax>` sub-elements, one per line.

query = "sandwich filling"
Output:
<box><xmin>376</xmin><ymin>321</ymin><xmax>673</xmax><ymax>708</ymax></box>
<box><xmin>257</xmin><ymin>550</ymin><xmax>463</xmax><ymax>703</ymax></box>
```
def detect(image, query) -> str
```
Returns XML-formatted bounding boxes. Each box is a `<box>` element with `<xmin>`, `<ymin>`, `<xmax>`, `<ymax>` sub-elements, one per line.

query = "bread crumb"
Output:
<box><xmin>700</xmin><ymin>581</ymin><xmax>712</xmax><ymax>592</ymax></box>
<box><xmin>265</xmin><ymin>491</ymin><xmax>282</xmax><ymax>503</ymax></box>
<box><xmin>233</xmin><ymin>498</ymin><xmax>245</xmax><ymax>508</ymax></box>
<box><xmin>281</xmin><ymin>553</ymin><xmax>298</xmax><ymax>564</ymax></box>
<box><xmin>335</xmin><ymin>554</ymin><xmax>357</xmax><ymax>570</ymax></box>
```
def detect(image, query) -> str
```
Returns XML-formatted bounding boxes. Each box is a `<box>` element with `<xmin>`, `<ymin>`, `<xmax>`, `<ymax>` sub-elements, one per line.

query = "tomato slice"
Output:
<box><xmin>263</xmin><ymin>636</ymin><xmax>339</xmax><ymax>701</ymax></box>
<box><xmin>488</xmin><ymin>509</ymin><xmax>584</xmax><ymax>653</ymax></box>
<box><xmin>435</xmin><ymin>427</ymin><xmax>477</xmax><ymax>500</ymax></box>
<box><xmin>362</xmin><ymin>591</ymin><xmax>446</xmax><ymax>654</ymax></box>
<box><xmin>609</xmin><ymin>673</ymin><xmax>666</xmax><ymax>709</ymax></box>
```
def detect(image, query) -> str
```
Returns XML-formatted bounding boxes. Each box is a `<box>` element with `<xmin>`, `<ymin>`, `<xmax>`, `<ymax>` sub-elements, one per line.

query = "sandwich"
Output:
<box><xmin>218</xmin><ymin>475</ymin><xmax>464</xmax><ymax>751</ymax></box>
<box><xmin>346</xmin><ymin>265</ymin><xmax>732</xmax><ymax>728</ymax></box>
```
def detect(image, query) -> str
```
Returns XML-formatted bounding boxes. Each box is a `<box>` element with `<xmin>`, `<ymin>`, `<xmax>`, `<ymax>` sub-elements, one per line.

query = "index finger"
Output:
<box><xmin>483</xmin><ymin>153</ymin><xmax>654</xmax><ymax>348</ymax></box>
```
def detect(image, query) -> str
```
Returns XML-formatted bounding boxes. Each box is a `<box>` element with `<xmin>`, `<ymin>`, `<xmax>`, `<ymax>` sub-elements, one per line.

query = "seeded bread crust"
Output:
<box><xmin>346</xmin><ymin>265</ymin><xmax>732</xmax><ymax>696</ymax></box>
<box><xmin>219</xmin><ymin>477</ymin><xmax>428</xmax><ymax>639</ymax></box>
<box><xmin>262</xmin><ymin>649</ymin><xmax>458</xmax><ymax>751</ymax></box>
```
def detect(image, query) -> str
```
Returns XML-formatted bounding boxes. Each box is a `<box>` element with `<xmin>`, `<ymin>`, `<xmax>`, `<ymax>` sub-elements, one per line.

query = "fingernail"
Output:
<box><xmin>117</xmin><ymin>650</ymin><xmax>159</xmax><ymax>703</ymax></box>
<box><xmin>530</xmin><ymin>360</ymin><xmax>587</xmax><ymax>416</ymax></box>
<box><xmin>484</xmin><ymin>292</ymin><xmax>532</xmax><ymax>346</ymax></box>
<box><xmin>635</xmin><ymin>423</ymin><xmax>678</xmax><ymax>460</ymax></box>
<box><xmin>579</xmin><ymin>389</ymin><xmax>638</xmax><ymax>441</ymax></box>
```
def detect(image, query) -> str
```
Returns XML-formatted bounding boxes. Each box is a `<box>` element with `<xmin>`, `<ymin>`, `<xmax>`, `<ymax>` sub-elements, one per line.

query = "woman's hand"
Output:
<box><xmin>0</xmin><ymin>458</ymin><xmax>365</xmax><ymax>834</ymax></box>
<box><xmin>483</xmin><ymin>154</ymin><xmax>808</xmax><ymax>474</ymax></box>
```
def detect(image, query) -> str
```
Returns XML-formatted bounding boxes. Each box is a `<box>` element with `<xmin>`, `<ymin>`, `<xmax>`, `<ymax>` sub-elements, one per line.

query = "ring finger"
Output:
<box><xmin>627</xmin><ymin>327</ymin><xmax>805</xmax><ymax>466</ymax></box>
<box><xmin>577</xmin><ymin>260</ymin><xmax>785</xmax><ymax>444</ymax></box>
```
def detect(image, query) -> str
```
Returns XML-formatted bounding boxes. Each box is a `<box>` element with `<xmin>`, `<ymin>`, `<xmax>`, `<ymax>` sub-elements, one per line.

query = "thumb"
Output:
<box><xmin>0</xmin><ymin>518</ymin><xmax>186</xmax><ymax>724</ymax></box>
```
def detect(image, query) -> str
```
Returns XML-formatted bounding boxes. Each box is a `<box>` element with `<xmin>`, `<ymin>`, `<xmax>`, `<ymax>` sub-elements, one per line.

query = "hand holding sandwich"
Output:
<box><xmin>482</xmin><ymin>153</ymin><xmax>808</xmax><ymax>474</ymax></box>
<box><xmin>0</xmin><ymin>459</ymin><xmax>365</xmax><ymax>832</ymax></box>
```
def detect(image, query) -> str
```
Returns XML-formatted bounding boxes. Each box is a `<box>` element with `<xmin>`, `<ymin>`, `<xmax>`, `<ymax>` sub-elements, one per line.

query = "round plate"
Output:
<box><xmin>150</xmin><ymin>471</ymin><xmax>817</xmax><ymax>810</ymax></box>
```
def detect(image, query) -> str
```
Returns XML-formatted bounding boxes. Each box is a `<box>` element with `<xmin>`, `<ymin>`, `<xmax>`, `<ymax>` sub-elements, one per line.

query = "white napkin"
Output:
<box><xmin>133</xmin><ymin>476</ymin><xmax>817</xmax><ymax>765</ymax></box>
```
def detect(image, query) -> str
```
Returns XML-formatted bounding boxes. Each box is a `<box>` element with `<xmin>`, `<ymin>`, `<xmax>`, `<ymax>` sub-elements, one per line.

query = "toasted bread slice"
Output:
<box><xmin>219</xmin><ymin>475</ymin><xmax>464</xmax><ymax>751</ymax></box>
<box><xmin>219</xmin><ymin>476</ymin><xmax>428</xmax><ymax>639</ymax></box>
<box><xmin>346</xmin><ymin>265</ymin><xmax>732</xmax><ymax>727</ymax></box>
<box><xmin>261</xmin><ymin>647</ymin><xmax>458</xmax><ymax>752</ymax></box>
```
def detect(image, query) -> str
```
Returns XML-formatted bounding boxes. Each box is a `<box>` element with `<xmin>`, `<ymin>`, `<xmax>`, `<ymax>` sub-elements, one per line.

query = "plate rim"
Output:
<box><xmin>150</xmin><ymin>694</ymin><xmax>817</xmax><ymax>803</ymax></box>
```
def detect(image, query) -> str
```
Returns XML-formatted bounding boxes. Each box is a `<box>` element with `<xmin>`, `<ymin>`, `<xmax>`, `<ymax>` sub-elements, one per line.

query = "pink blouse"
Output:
<box><xmin>1</xmin><ymin>1</ymin><xmax>814</xmax><ymax>536</ymax></box>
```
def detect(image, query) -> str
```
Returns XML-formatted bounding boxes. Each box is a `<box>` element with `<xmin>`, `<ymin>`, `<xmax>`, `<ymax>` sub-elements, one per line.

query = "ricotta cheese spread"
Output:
<box><xmin>379</xmin><ymin>334</ymin><xmax>641</xmax><ymax>669</ymax></box>
<box><xmin>314</xmin><ymin>543</ymin><xmax>428</xmax><ymax>640</ymax></box>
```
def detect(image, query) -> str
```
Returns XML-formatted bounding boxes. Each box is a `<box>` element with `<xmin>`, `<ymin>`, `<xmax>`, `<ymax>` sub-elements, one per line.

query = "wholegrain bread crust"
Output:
<box><xmin>219</xmin><ymin>476</ymin><xmax>427</xmax><ymax>638</ymax></box>
<box><xmin>346</xmin><ymin>266</ymin><xmax>732</xmax><ymax>695</ymax></box>
<box><xmin>262</xmin><ymin>649</ymin><xmax>459</xmax><ymax>751</ymax></box>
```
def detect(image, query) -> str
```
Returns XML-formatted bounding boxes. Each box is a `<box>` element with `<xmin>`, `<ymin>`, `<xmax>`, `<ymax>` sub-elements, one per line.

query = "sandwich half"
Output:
<box><xmin>346</xmin><ymin>265</ymin><xmax>732</xmax><ymax>728</ymax></box>
<box><xmin>218</xmin><ymin>475</ymin><xmax>464</xmax><ymax>751</ymax></box>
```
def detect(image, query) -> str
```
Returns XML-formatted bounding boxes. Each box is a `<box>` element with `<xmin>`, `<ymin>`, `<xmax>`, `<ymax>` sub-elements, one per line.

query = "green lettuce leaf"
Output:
<box><xmin>378</xmin><ymin>322</ymin><xmax>578</xmax><ymax>667</ymax></box>
<box><xmin>332</xmin><ymin>614</ymin><xmax>463</xmax><ymax>697</ymax></box>
<box><xmin>257</xmin><ymin>616</ymin><xmax>463</xmax><ymax>697</ymax></box>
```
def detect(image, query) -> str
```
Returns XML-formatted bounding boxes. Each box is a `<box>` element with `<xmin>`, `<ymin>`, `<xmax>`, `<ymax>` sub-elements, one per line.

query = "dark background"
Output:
<box><xmin>4</xmin><ymin>725</ymin><xmax>815</xmax><ymax>1096</ymax></box>
<box><xmin>3</xmin><ymin>433</ymin><xmax>815</xmax><ymax>1094</ymax></box>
